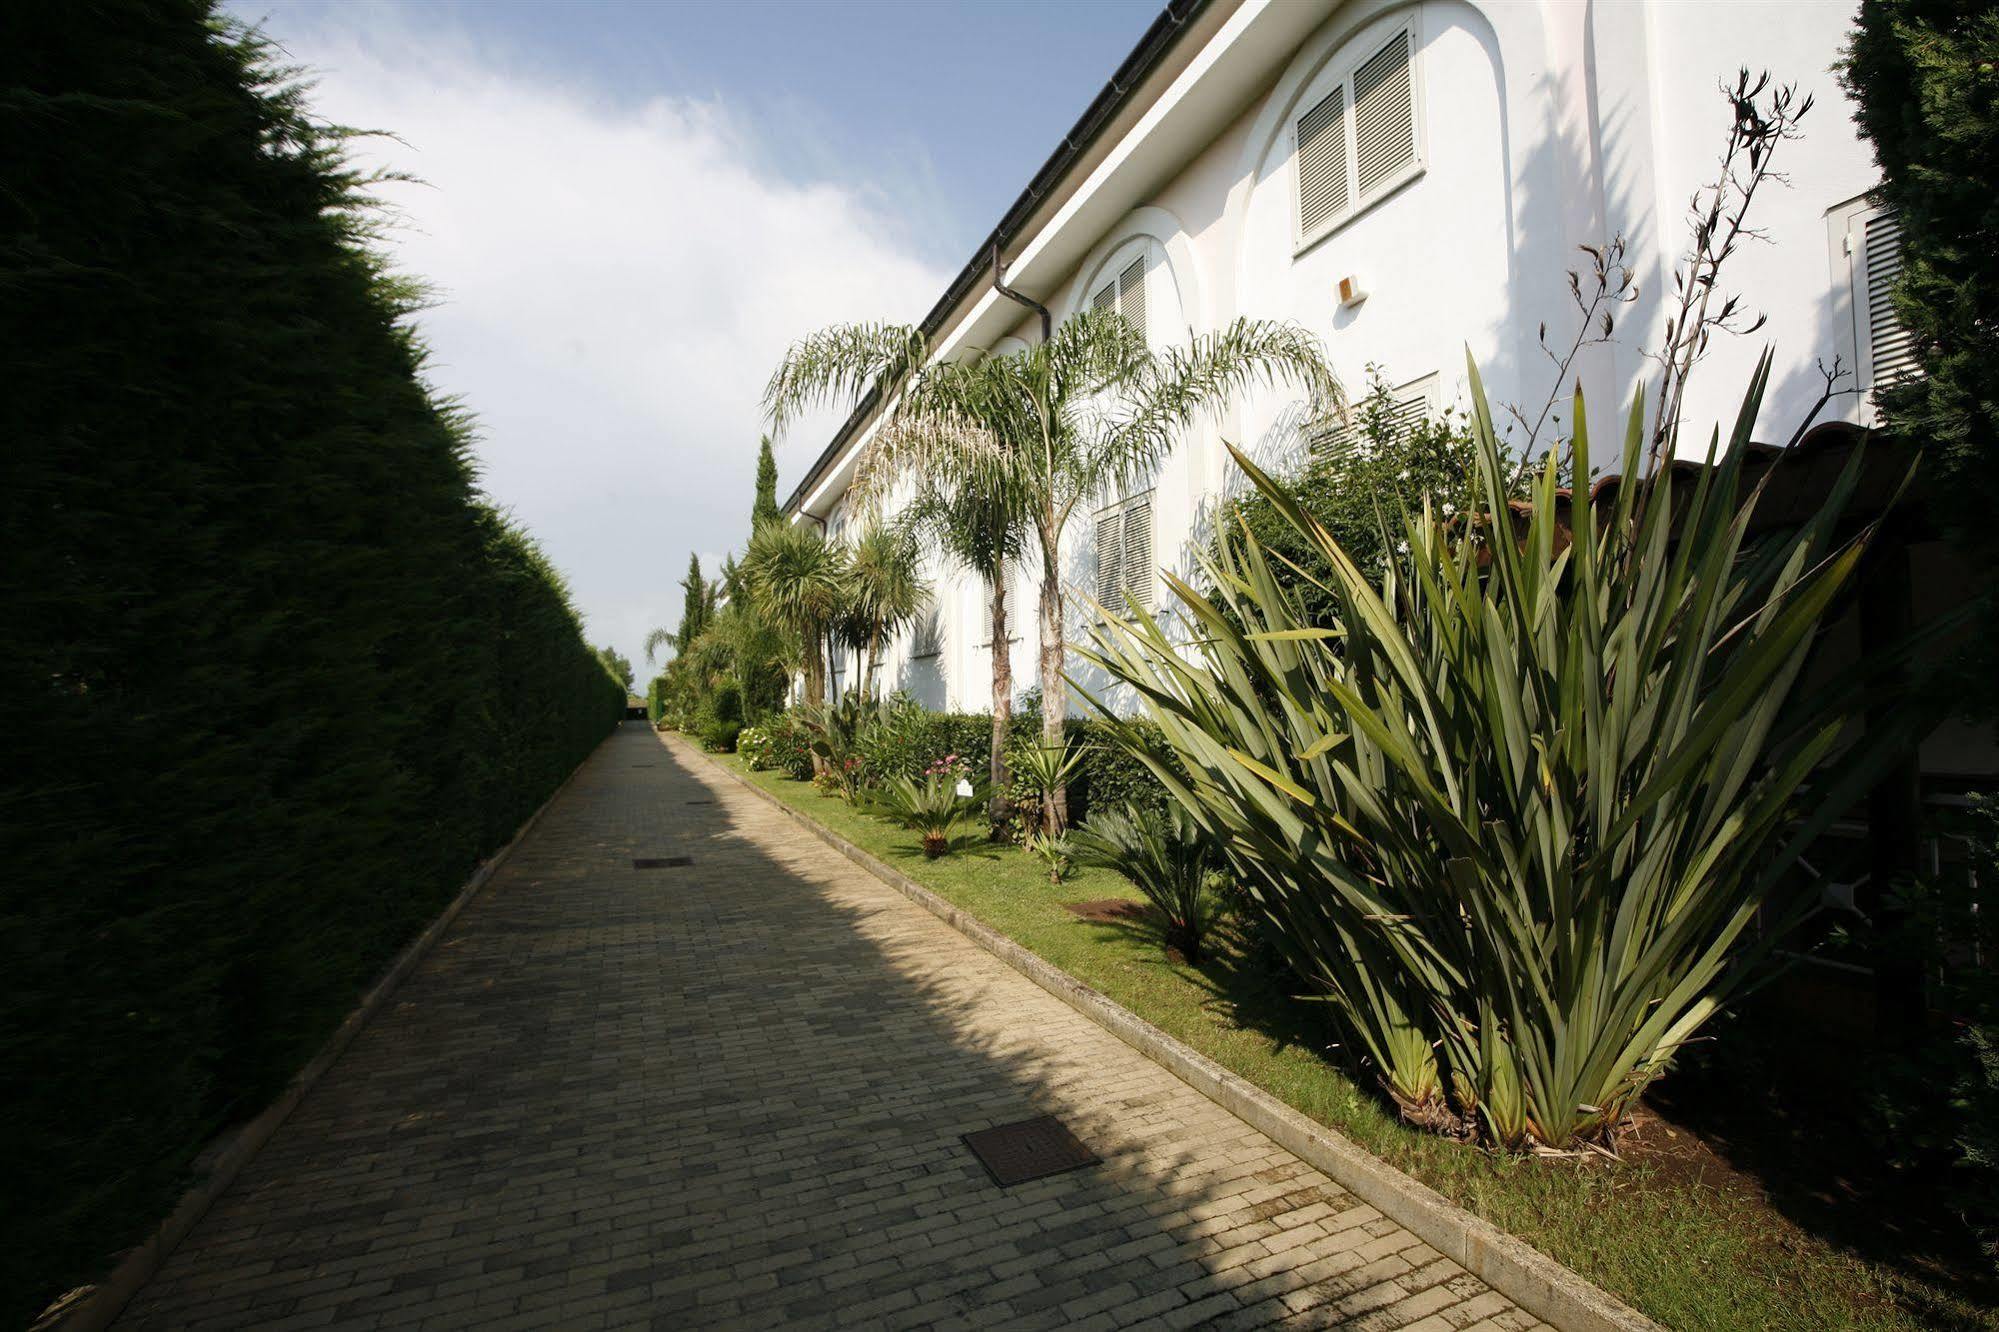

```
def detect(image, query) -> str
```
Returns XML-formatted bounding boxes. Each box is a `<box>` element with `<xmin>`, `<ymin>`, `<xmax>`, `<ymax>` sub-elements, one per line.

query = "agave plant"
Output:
<box><xmin>873</xmin><ymin>772</ymin><xmax>986</xmax><ymax>858</ymax></box>
<box><xmin>1081</xmin><ymin>354</ymin><xmax>1939</xmax><ymax>1150</ymax></box>
<box><xmin>1067</xmin><ymin>802</ymin><xmax>1226</xmax><ymax>963</ymax></box>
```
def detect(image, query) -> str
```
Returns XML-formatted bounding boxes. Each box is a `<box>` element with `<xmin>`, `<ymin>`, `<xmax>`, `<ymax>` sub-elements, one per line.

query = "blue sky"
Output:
<box><xmin>222</xmin><ymin>0</ymin><xmax>1163</xmax><ymax>681</ymax></box>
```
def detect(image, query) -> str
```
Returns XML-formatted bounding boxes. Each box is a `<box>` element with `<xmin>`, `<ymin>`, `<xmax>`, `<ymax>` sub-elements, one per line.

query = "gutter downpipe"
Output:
<box><xmin>991</xmin><ymin>240</ymin><xmax>1052</xmax><ymax>344</ymax></box>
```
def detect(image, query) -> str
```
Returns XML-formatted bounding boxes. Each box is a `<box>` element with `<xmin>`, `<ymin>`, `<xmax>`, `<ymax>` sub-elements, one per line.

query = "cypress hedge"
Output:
<box><xmin>0</xmin><ymin>2</ymin><xmax>624</xmax><ymax>1320</ymax></box>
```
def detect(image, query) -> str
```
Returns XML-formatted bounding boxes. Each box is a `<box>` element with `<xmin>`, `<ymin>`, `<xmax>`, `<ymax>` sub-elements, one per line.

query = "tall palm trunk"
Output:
<box><xmin>864</xmin><ymin>625</ymin><xmax>884</xmax><ymax>697</ymax></box>
<box><xmin>801</xmin><ymin>632</ymin><xmax>826</xmax><ymax>707</ymax></box>
<box><xmin>988</xmin><ymin>567</ymin><xmax>1012</xmax><ymax>828</ymax></box>
<box><xmin>1037</xmin><ymin>532</ymin><xmax>1068</xmax><ymax>833</ymax></box>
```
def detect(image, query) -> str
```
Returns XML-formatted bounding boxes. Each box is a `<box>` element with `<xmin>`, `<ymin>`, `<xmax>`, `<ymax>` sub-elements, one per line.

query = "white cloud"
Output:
<box><xmin>250</xmin><ymin>8</ymin><xmax>949</xmax><ymax>678</ymax></box>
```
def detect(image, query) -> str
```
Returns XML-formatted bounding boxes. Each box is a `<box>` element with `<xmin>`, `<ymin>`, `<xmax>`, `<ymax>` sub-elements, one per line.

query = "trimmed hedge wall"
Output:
<box><xmin>0</xmin><ymin>4</ymin><xmax>624</xmax><ymax>1322</ymax></box>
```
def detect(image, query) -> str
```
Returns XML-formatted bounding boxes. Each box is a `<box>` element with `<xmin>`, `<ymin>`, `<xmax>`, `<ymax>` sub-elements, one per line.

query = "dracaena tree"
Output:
<box><xmin>742</xmin><ymin>518</ymin><xmax>846</xmax><ymax>709</ymax></box>
<box><xmin>764</xmin><ymin>309</ymin><xmax>1337</xmax><ymax>830</ymax></box>
<box><xmin>838</xmin><ymin>518</ymin><xmax>930</xmax><ymax>697</ymax></box>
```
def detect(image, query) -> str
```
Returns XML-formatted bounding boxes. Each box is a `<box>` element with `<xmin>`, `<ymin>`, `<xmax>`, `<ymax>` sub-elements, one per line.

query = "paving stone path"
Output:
<box><xmin>121</xmin><ymin>722</ymin><xmax>1542</xmax><ymax>1331</ymax></box>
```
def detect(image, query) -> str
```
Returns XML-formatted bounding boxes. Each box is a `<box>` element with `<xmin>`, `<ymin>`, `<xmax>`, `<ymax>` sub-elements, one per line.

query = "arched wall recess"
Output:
<box><xmin>1057</xmin><ymin>205</ymin><xmax>1205</xmax><ymax>338</ymax></box>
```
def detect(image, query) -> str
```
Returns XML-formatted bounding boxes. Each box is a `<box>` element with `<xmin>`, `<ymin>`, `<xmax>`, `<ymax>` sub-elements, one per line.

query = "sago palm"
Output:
<box><xmin>765</xmin><ymin>309</ymin><xmax>1337</xmax><ymax>830</ymax></box>
<box><xmin>1083</xmin><ymin>354</ymin><xmax>1944</xmax><ymax>1150</ymax></box>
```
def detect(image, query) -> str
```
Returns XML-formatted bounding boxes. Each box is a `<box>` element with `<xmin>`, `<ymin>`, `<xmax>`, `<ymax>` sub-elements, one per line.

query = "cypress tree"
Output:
<box><xmin>1840</xmin><ymin>0</ymin><xmax>1999</xmax><ymax>703</ymax></box>
<box><xmin>676</xmin><ymin>553</ymin><xmax>710</xmax><ymax>652</ymax></box>
<box><xmin>753</xmin><ymin>435</ymin><xmax>783</xmax><ymax>530</ymax></box>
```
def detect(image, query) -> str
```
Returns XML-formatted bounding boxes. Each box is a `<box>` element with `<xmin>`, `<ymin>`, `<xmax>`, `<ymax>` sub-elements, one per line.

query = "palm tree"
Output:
<box><xmin>904</xmin><ymin>468</ymin><xmax>1031</xmax><ymax>822</ymax></box>
<box><xmin>840</xmin><ymin>519</ymin><xmax>930</xmax><ymax>696</ymax></box>
<box><xmin>743</xmin><ymin>518</ymin><xmax>846</xmax><ymax>708</ymax></box>
<box><xmin>766</xmin><ymin>309</ymin><xmax>1336</xmax><ymax>829</ymax></box>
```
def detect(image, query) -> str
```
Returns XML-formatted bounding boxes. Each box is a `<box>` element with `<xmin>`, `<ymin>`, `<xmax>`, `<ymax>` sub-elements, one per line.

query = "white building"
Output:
<box><xmin>784</xmin><ymin>0</ymin><xmax>1904</xmax><ymax>715</ymax></box>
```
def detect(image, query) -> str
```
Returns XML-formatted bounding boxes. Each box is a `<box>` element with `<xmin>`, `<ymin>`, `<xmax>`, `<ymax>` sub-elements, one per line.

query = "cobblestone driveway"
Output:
<box><xmin>121</xmin><ymin>723</ymin><xmax>1538</xmax><ymax>1331</ymax></box>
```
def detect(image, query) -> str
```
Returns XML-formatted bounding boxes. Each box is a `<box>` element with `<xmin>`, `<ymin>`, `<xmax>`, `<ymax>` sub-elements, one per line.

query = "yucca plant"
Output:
<box><xmin>795</xmin><ymin>690</ymin><xmax>882</xmax><ymax>801</ymax></box>
<box><xmin>1009</xmin><ymin>738</ymin><xmax>1087</xmax><ymax>836</ymax></box>
<box><xmin>872</xmin><ymin>772</ymin><xmax>986</xmax><ymax>858</ymax></box>
<box><xmin>1067</xmin><ymin>802</ymin><xmax>1226</xmax><ymax>963</ymax></box>
<box><xmin>1082</xmin><ymin>354</ymin><xmax>1940</xmax><ymax>1150</ymax></box>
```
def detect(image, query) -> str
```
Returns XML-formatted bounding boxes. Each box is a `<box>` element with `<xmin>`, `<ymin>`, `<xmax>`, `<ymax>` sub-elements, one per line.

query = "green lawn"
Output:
<box><xmin>713</xmin><ymin>750</ymin><xmax>1994</xmax><ymax>1332</ymax></box>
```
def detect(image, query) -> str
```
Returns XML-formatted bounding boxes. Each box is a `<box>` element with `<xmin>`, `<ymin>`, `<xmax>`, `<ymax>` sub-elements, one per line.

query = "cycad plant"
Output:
<box><xmin>1083</xmin><ymin>355</ymin><xmax>1936</xmax><ymax>1150</ymax></box>
<box><xmin>765</xmin><ymin>310</ymin><xmax>1337</xmax><ymax>830</ymax></box>
<box><xmin>873</xmin><ymin>772</ymin><xmax>986</xmax><ymax>858</ymax></box>
<box><xmin>1067</xmin><ymin>802</ymin><xmax>1226</xmax><ymax>963</ymax></box>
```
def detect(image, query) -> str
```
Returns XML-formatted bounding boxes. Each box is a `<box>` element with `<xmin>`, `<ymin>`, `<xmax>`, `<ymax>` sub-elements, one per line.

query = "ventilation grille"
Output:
<box><xmin>1354</xmin><ymin>31</ymin><xmax>1415</xmax><ymax>197</ymax></box>
<box><xmin>1863</xmin><ymin>210</ymin><xmax>1917</xmax><ymax>388</ymax></box>
<box><xmin>1296</xmin><ymin>86</ymin><xmax>1348</xmax><ymax>236</ymax></box>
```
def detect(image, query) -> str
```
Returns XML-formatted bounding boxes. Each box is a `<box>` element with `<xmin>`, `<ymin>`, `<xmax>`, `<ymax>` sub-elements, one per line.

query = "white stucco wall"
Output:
<box><xmin>853</xmin><ymin>0</ymin><xmax>1883</xmax><ymax>715</ymax></box>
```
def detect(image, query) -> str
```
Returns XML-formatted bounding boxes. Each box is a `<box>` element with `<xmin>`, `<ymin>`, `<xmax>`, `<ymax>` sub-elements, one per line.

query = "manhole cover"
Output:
<box><xmin>962</xmin><ymin>1115</ymin><xmax>1098</xmax><ymax>1187</ymax></box>
<box><xmin>632</xmin><ymin>857</ymin><xmax>693</xmax><ymax>869</ymax></box>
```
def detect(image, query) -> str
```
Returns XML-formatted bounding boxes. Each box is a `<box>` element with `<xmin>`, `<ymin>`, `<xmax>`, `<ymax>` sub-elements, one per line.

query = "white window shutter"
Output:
<box><xmin>1095</xmin><ymin>509</ymin><xmax>1123</xmax><ymax>605</ymax></box>
<box><xmin>1118</xmin><ymin>256</ymin><xmax>1148</xmax><ymax>343</ymax></box>
<box><xmin>1353</xmin><ymin>31</ymin><xmax>1415</xmax><ymax>198</ymax></box>
<box><xmin>1295</xmin><ymin>85</ymin><xmax>1349</xmax><ymax>238</ymax></box>
<box><xmin>1091</xmin><ymin>281</ymin><xmax>1117</xmax><ymax>315</ymax></box>
<box><xmin>1861</xmin><ymin>210</ymin><xmax>1917</xmax><ymax>389</ymax></box>
<box><xmin>1121</xmin><ymin>495</ymin><xmax>1154</xmax><ymax>611</ymax></box>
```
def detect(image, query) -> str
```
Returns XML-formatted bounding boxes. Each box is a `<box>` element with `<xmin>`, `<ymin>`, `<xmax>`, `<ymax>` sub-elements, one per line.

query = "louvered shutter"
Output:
<box><xmin>1091</xmin><ymin>281</ymin><xmax>1117</xmax><ymax>315</ymax></box>
<box><xmin>1309</xmin><ymin>408</ymin><xmax>1356</xmax><ymax>460</ymax></box>
<box><xmin>1095</xmin><ymin>509</ymin><xmax>1123</xmax><ymax>605</ymax></box>
<box><xmin>1295</xmin><ymin>86</ymin><xmax>1349</xmax><ymax>238</ymax></box>
<box><xmin>1353</xmin><ymin>31</ymin><xmax>1415</xmax><ymax>198</ymax></box>
<box><xmin>1118</xmin><ymin>256</ymin><xmax>1147</xmax><ymax>342</ymax></box>
<box><xmin>1120</xmin><ymin>496</ymin><xmax>1153</xmax><ymax>611</ymax></box>
<box><xmin>1860</xmin><ymin>210</ymin><xmax>1917</xmax><ymax>389</ymax></box>
<box><xmin>1385</xmin><ymin>389</ymin><xmax>1427</xmax><ymax>445</ymax></box>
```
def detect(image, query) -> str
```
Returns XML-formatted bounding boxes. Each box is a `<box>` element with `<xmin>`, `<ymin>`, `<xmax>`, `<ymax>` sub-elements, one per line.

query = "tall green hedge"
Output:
<box><xmin>0</xmin><ymin>3</ymin><xmax>623</xmax><ymax>1321</ymax></box>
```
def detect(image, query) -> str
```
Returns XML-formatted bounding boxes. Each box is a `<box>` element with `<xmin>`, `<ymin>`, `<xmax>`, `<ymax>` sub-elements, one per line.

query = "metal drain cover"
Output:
<box><xmin>684</xmin><ymin>799</ymin><xmax>713</xmax><ymax>806</ymax></box>
<box><xmin>632</xmin><ymin>857</ymin><xmax>692</xmax><ymax>869</ymax></box>
<box><xmin>962</xmin><ymin>1115</ymin><xmax>1098</xmax><ymax>1187</ymax></box>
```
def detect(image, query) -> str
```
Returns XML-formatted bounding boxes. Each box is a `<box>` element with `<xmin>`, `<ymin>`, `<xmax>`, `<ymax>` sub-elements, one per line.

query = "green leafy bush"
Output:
<box><xmin>1067</xmin><ymin>803</ymin><xmax>1226</xmax><ymax>962</ymax></box>
<box><xmin>0</xmin><ymin>8</ymin><xmax>622</xmax><ymax>1321</ymax></box>
<box><xmin>1086</xmin><ymin>359</ymin><xmax>1936</xmax><ymax>1150</ymax></box>
<box><xmin>737</xmin><ymin>724</ymin><xmax>775</xmax><ymax>770</ymax></box>
<box><xmin>763</xmin><ymin>714</ymin><xmax>816</xmax><ymax>780</ymax></box>
<box><xmin>699</xmin><ymin>720</ymin><xmax>742</xmax><ymax>753</ymax></box>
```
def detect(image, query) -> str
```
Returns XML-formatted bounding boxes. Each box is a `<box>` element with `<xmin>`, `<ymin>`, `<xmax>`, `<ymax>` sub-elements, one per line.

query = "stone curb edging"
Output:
<box><xmin>670</xmin><ymin>733</ymin><xmax>1660</xmax><ymax>1332</ymax></box>
<box><xmin>33</xmin><ymin>735</ymin><xmax>614</xmax><ymax>1332</ymax></box>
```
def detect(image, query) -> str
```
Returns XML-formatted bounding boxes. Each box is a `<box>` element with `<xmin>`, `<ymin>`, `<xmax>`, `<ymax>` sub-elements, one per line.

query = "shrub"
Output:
<box><xmin>699</xmin><ymin>719</ymin><xmax>742</xmax><ymax>753</ymax></box>
<box><xmin>1067</xmin><ymin>803</ymin><xmax>1226</xmax><ymax>962</ymax></box>
<box><xmin>1084</xmin><ymin>361</ymin><xmax>1935</xmax><ymax>1150</ymax></box>
<box><xmin>0</xmin><ymin>7</ymin><xmax>622</xmax><ymax>1320</ymax></box>
<box><xmin>737</xmin><ymin>724</ymin><xmax>775</xmax><ymax>770</ymax></box>
<box><xmin>763</xmin><ymin>714</ymin><xmax>815</xmax><ymax>780</ymax></box>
